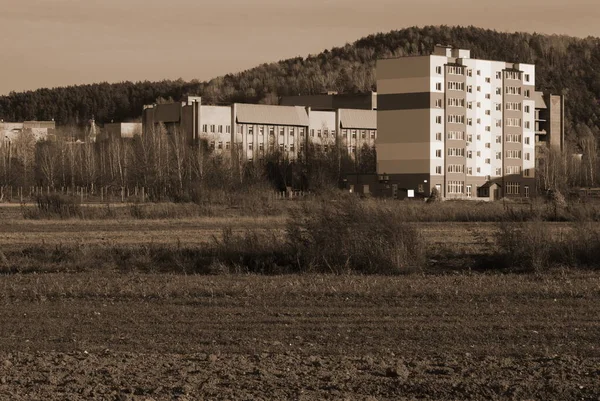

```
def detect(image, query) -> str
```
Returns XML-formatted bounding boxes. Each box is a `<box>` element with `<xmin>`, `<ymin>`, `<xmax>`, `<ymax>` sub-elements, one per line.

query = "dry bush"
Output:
<box><xmin>287</xmin><ymin>196</ymin><xmax>426</xmax><ymax>274</ymax></box>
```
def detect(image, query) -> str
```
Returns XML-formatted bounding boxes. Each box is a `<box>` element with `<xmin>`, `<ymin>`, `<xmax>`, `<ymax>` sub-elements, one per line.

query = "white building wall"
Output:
<box><xmin>200</xmin><ymin>105</ymin><xmax>232</xmax><ymax>154</ymax></box>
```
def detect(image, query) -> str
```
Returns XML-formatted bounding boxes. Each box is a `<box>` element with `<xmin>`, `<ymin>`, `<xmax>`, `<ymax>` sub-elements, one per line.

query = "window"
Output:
<box><xmin>477</xmin><ymin>102</ymin><xmax>481</xmax><ymax>108</ymax></box>
<box><xmin>447</xmin><ymin>81</ymin><xmax>465</xmax><ymax>91</ymax></box>
<box><xmin>495</xmin><ymin>168</ymin><xmax>502</xmax><ymax>176</ymax></box>
<box><xmin>436</xmin><ymin>116</ymin><xmax>442</xmax><ymax>124</ymax></box>
<box><xmin>506</xmin><ymin>150</ymin><xmax>522</xmax><ymax>159</ymax></box>
<box><xmin>477</xmin><ymin>167</ymin><xmax>481</xmax><ymax>173</ymax></box>
<box><xmin>370</xmin><ymin>131</ymin><xmax>375</xmax><ymax>139</ymax></box>
<box><xmin>525</xmin><ymin>136</ymin><xmax>530</xmax><ymax>145</ymax></box>
<box><xmin>317</xmin><ymin>129</ymin><xmax>321</xmax><ymax>137</ymax></box>
<box><xmin>435</xmin><ymin>98</ymin><xmax>442</xmax><ymax>108</ymax></box>
<box><xmin>496</xmin><ymin>152</ymin><xmax>502</xmax><ymax>160</ymax></box>
<box><xmin>290</xmin><ymin>145</ymin><xmax>295</xmax><ymax>152</ymax></box>
<box><xmin>209</xmin><ymin>141</ymin><xmax>216</xmax><ymax>149</ymax></box>
<box><xmin>447</xmin><ymin>131</ymin><xmax>465</xmax><ymax>140</ymax></box>
<box><xmin>485</xmin><ymin>142</ymin><xmax>491</xmax><ymax>148</ymax></box>
<box><xmin>524</xmin><ymin>185</ymin><xmax>530</xmax><ymax>197</ymax></box>
<box><xmin>279</xmin><ymin>127</ymin><xmax>284</xmax><ymax>136</ymax></box>
<box><xmin>332</xmin><ymin>130</ymin><xmax>337</xmax><ymax>137</ymax></box>
<box><xmin>524</xmin><ymin>121</ymin><xmax>531</xmax><ymax>129</ymax></box>
<box><xmin>225</xmin><ymin>141</ymin><xmax>231</xmax><ymax>150</ymax></box>
<box><xmin>447</xmin><ymin>181</ymin><xmax>465</xmax><ymax>194</ymax></box>
<box><xmin>466</xmin><ymin>134</ymin><xmax>473</xmax><ymax>142</ymax></box>
<box><xmin>299</xmin><ymin>128</ymin><xmax>305</xmax><ymax>137</ymax></box>
<box><xmin>467</xmin><ymin>69</ymin><xmax>473</xmax><ymax>77</ymax></box>
<box><xmin>525</xmin><ymin>152</ymin><xmax>531</xmax><ymax>161</ymax></box>
<box><xmin>466</xmin><ymin>185</ymin><xmax>472</xmax><ymax>198</ymax></box>
<box><xmin>524</xmin><ymin>74</ymin><xmax>530</xmax><ymax>82</ymax></box>
<box><xmin>477</xmin><ymin>118</ymin><xmax>481</xmax><ymax>125</ymax></box>
<box><xmin>352</xmin><ymin>130</ymin><xmax>357</xmax><ymax>138</ymax></box>
<box><xmin>506</xmin><ymin>166</ymin><xmax>522</xmax><ymax>175</ymax></box>
<box><xmin>485</xmin><ymin>77</ymin><xmax>491</xmax><ymax>83</ymax></box>
<box><xmin>506</xmin><ymin>133</ymin><xmax>522</xmax><ymax>143</ymax></box>
<box><xmin>435</xmin><ymin>165</ymin><xmax>442</xmax><ymax>174</ymax></box>
<box><xmin>485</xmin><ymin>94</ymin><xmax>491</xmax><ymax>99</ymax></box>
<box><xmin>289</xmin><ymin>128</ymin><xmax>295</xmax><ymax>136</ymax></box>
<box><xmin>524</xmin><ymin>105</ymin><xmax>530</xmax><ymax>113</ymax></box>
<box><xmin>477</xmin><ymin>70</ymin><xmax>481</xmax><ymax>76</ymax></box>
<box><xmin>505</xmin><ymin>71</ymin><xmax>521</xmax><ymax>80</ymax></box>
<box><xmin>485</xmin><ymin>110</ymin><xmax>491</xmax><ymax>115</ymax></box>
<box><xmin>467</xmin><ymin>167</ymin><xmax>472</xmax><ymax>175</ymax></box>
<box><xmin>447</xmin><ymin>164</ymin><xmax>465</xmax><ymax>173</ymax></box>
<box><xmin>496</xmin><ymin>88</ymin><xmax>502</xmax><ymax>95</ymax></box>
<box><xmin>495</xmin><ymin>119</ymin><xmax>502</xmax><ymax>128</ymax></box>
<box><xmin>248</xmin><ymin>143</ymin><xmax>253</xmax><ymax>150</ymax></box>
<box><xmin>217</xmin><ymin>141</ymin><xmax>223</xmax><ymax>149</ymax></box>
<box><xmin>485</xmin><ymin>126</ymin><xmax>491</xmax><ymax>132</ymax></box>
<box><xmin>248</xmin><ymin>126</ymin><xmax>253</xmax><ymax>135</ymax></box>
<box><xmin>447</xmin><ymin>66</ymin><xmax>464</xmax><ymax>75</ymax></box>
<box><xmin>505</xmin><ymin>102</ymin><xmax>522</xmax><ymax>111</ymax></box>
<box><xmin>447</xmin><ymin>114</ymin><xmax>465</xmax><ymax>124</ymax></box>
<box><xmin>436</xmin><ymin>82</ymin><xmax>442</xmax><ymax>91</ymax></box>
<box><xmin>477</xmin><ymin>151</ymin><xmax>481</xmax><ymax>157</ymax></box>
<box><xmin>310</xmin><ymin>129</ymin><xmax>314</xmax><ymax>137</ymax></box>
<box><xmin>226</xmin><ymin>125</ymin><xmax>231</xmax><ymax>133</ymax></box>
<box><xmin>477</xmin><ymin>86</ymin><xmax>481</xmax><ymax>92</ymax></box>
<box><xmin>361</xmin><ymin>130</ymin><xmax>366</xmax><ymax>139</ymax></box>
<box><xmin>436</xmin><ymin>66</ymin><xmax>442</xmax><ymax>74</ymax></box>
<box><xmin>467</xmin><ymin>102</ymin><xmax>473</xmax><ymax>109</ymax></box>
<box><xmin>210</xmin><ymin>125</ymin><xmax>216</xmax><ymax>133</ymax></box>
<box><xmin>269</xmin><ymin>126</ymin><xmax>274</xmax><ymax>136</ymax></box>
<box><xmin>259</xmin><ymin>143</ymin><xmax>264</xmax><ymax>151</ymax></box>
<box><xmin>524</xmin><ymin>169</ymin><xmax>532</xmax><ymax>178</ymax></box>
<box><xmin>436</xmin><ymin>149</ymin><xmax>442</xmax><ymax>158</ymax></box>
<box><xmin>505</xmin><ymin>86</ymin><xmax>522</xmax><ymax>95</ymax></box>
<box><xmin>477</xmin><ymin>134</ymin><xmax>481</xmax><ymax>140</ymax></box>
<box><xmin>467</xmin><ymin>118</ymin><xmax>473</xmax><ymax>126</ymax></box>
<box><xmin>447</xmin><ymin>148</ymin><xmax>465</xmax><ymax>157</ymax></box>
<box><xmin>279</xmin><ymin>144</ymin><xmax>284</xmax><ymax>151</ymax></box>
<box><xmin>218</xmin><ymin>125</ymin><xmax>223</xmax><ymax>133</ymax></box>
<box><xmin>467</xmin><ymin>85</ymin><xmax>473</xmax><ymax>93</ymax></box>
<box><xmin>505</xmin><ymin>118</ymin><xmax>522</xmax><ymax>127</ymax></box>
<box><xmin>467</xmin><ymin>150</ymin><xmax>473</xmax><ymax>159</ymax></box>
<box><xmin>258</xmin><ymin>126</ymin><xmax>264</xmax><ymax>135</ymax></box>
<box><xmin>506</xmin><ymin>182</ymin><xmax>520</xmax><ymax>195</ymax></box>
<box><xmin>436</xmin><ymin>132</ymin><xmax>442</xmax><ymax>141</ymax></box>
<box><xmin>202</xmin><ymin>124</ymin><xmax>207</xmax><ymax>132</ymax></box>
<box><xmin>495</xmin><ymin>71</ymin><xmax>502</xmax><ymax>79</ymax></box>
<box><xmin>496</xmin><ymin>136</ymin><xmax>502</xmax><ymax>143</ymax></box>
<box><xmin>485</xmin><ymin>158</ymin><xmax>490</xmax><ymax>164</ymax></box>
<box><xmin>447</xmin><ymin>98</ymin><xmax>465</xmax><ymax>107</ymax></box>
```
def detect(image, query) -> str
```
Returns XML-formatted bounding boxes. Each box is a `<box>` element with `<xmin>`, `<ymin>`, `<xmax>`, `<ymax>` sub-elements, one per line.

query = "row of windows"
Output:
<box><xmin>448</xmin><ymin>82</ymin><xmax>465</xmax><ymax>91</ymax></box>
<box><xmin>448</xmin><ymin>115</ymin><xmax>465</xmax><ymax>124</ymax></box>
<box><xmin>506</xmin><ymin>182</ymin><xmax>520</xmax><ymax>194</ymax></box>
<box><xmin>447</xmin><ymin>181</ymin><xmax>465</xmax><ymax>194</ymax></box>
<box><xmin>448</xmin><ymin>164</ymin><xmax>464</xmax><ymax>173</ymax></box>
<box><xmin>506</xmin><ymin>118</ymin><xmax>522</xmax><ymax>127</ymax></box>
<box><xmin>436</xmin><ymin>68</ymin><xmax>531</xmax><ymax>84</ymax></box>
<box><xmin>506</xmin><ymin>133</ymin><xmax>522</xmax><ymax>142</ymax></box>
<box><xmin>506</xmin><ymin>165</ymin><xmax>522</xmax><ymax>175</ymax></box>
<box><xmin>202</xmin><ymin>124</ymin><xmax>231</xmax><ymax>134</ymax></box>
<box><xmin>506</xmin><ymin>150</ymin><xmax>522</xmax><ymax>159</ymax></box>
<box><xmin>448</xmin><ymin>131</ymin><xmax>465</xmax><ymax>140</ymax></box>
<box><xmin>447</xmin><ymin>98</ymin><xmax>465</xmax><ymax>107</ymax></box>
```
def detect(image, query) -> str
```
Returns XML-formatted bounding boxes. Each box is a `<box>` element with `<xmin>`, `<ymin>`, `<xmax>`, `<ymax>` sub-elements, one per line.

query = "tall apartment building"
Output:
<box><xmin>141</xmin><ymin>97</ymin><xmax>376</xmax><ymax>162</ymax></box>
<box><xmin>377</xmin><ymin>45</ymin><xmax>538</xmax><ymax>199</ymax></box>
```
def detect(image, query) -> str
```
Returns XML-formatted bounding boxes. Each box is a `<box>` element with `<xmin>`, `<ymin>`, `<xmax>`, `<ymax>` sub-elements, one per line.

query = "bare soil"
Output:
<box><xmin>0</xmin><ymin>273</ymin><xmax>599</xmax><ymax>400</ymax></box>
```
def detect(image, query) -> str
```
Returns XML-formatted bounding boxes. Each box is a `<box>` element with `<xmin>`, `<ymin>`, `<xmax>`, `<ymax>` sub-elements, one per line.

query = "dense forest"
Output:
<box><xmin>1</xmin><ymin>25</ymin><xmax>600</xmax><ymax>143</ymax></box>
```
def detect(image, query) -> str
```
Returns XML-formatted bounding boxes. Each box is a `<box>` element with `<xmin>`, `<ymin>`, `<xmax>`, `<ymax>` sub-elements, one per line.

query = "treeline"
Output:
<box><xmin>1</xmin><ymin>26</ymin><xmax>599</xmax><ymax>144</ymax></box>
<box><xmin>0</xmin><ymin>126</ymin><xmax>376</xmax><ymax>200</ymax></box>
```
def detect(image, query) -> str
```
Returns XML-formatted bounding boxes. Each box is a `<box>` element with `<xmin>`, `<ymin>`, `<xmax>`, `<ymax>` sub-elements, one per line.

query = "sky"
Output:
<box><xmin>1</xmin><ymin>0</ymin><xmax>599</xmax><ymax>95</ymax></box>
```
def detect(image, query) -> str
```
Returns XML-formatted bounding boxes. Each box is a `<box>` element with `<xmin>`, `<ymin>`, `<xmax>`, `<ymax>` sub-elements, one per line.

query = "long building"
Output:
<box><xmin>141</xmin><ymin>98</ymin><xmax>376</xmax><ymax>161</ymax></box>
<box><xmin>0</xmin><ymin>120</ymin><xmax>56</xmax><ymax>144</ymax></box>
<box><xmin>373</xmin><ymin>45</ymin><xmax>553</xmax><ymax>200</ymax></box>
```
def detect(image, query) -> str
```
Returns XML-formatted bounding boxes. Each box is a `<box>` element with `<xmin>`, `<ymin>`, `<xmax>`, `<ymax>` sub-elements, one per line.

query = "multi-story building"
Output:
<box><xmin>141</xmin><ymin>97</ymin><xmax>376</xmax><ymax>162</ymax></box>
<box><xmin>375</xmin><ymin>45</ymin><xmax>542</xmax><ymax>199</ymax></box>
<box><xmin>280</xmin><ymin>91</ymin><xmax>377</xmax><ymax>111</ymax></box>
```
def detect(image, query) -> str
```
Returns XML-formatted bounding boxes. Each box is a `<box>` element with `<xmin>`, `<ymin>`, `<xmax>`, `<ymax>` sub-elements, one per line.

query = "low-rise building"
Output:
<box><xmin>0</xmin><ymin>120</ymin><xmax>56</xmax><ymax>143</ymax></box>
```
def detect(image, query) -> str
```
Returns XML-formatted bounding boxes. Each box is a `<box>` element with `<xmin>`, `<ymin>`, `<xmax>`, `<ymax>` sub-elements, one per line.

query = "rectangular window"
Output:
<box><xmin>524</xmin><ymin>169</ymin><xmax>532</xmax><ymax>178</ymax></box>
<box><xmin>352</xmin><ymin>130</ymin><xmax>357</xmax><ymax>138</ymax></box>
<box><xmin>217</xmin><ymin>141</ymin><xmax>223</xmax><ymax>149</ymax></box>
<box><xmin>525</xmin><ymin>136</ymin><xmax>530</xmax><ymax>145</ymax></box>
<box><xmin>436</xmin><ymin>132</ymin><xmax>442</xmax><ymax>141</ymax></box>
<box><xmin>505</xmin><ymin>182</ymin><xmax>521</xmax><ymax>195</ymax></box>
<box><xmin>447</xmin><ymin>98</ymin><xmax>465</xmax><ymax>107</ymax></box>
<box><xmin>447</xmin><ymin>131</ymin><xmax>465</xmax><ymax>140</ymax></box>
<box><xmin>436</xmin><ymin>66</ymin><xmax>442</xmax><ymax>74</ymax></box>
<box><xmin>310</xmin><ymin>129</ymin><xmax>314</xmax><ymax>137</ymax></box>
<box><xmin>495</xmin><ymin>103</ymin><xmax>502</xmax><ymax>111</ymax></box>
<box><xmin>317</xmin><ymin>129</ymin><xmax>321</xmax><ymax>137</ymax></box>
<box><xmin>280</xmin><ymin>127</ymin><xmax>285</xmax><ymax>136</ymax></box>
<box><xmin>436</xmin><ymin>116</ymin><xmax>442</xmax><ymax>124</ymax></box>
<box><xmin>524</xmin><ymin>121</ymin><xmax>531</xmax><ymax>129</ymax></box>
<box><xmin>218</xmin><ymin>125</ymin><xmax>223</xmax><ymax>133</ymax></box>
<box><xmin>248</xmin><ymin>126</ymin><xmax>253</xmax><ymax>135</ymax></box>
<box><xmin>485</xmin><ymin>77</ymin><xmax>491</xmax><ymax>83</ymax></box>
<box><xmin>447</xmin><ymin>148</ymin><xmax>465</xmax><ymax>157</ymax></box>
<box><xmin>436</xmin><ymin>149</ymin><xmax>442</xmax><ymax>158</ymax></box>
<box><xmin>467</xmin><ymin>150</ymin><xmax>473</xmax><ymax>159</ymax></box>
<box><xmin>289</xmin><ymin>128</ymin><xmax>295</xmax><ymax>136</ymax></box>
<box><xmin>436</xmin><ymin>82</ymin><xmax>442</xmax><ymax>91</ymax></box>
<box><xmin>210</xmin><ymin>124</ymin><xmax>216</xmax><ymax>133</ymax></box>
<box><xmin>435</xmin><ymin>165</ymin><xmax>442</xmax><ymax>174</ymax></box>
<box><xmin>524</xmin><ymin>105</ymin><xmax>530</xmax><ymax>113</ymax></box>
<box><xmin>467</xmin><ymin>118</ymin><xmax>473</xmax><ymax>126</ymax></box>
<box><xmin>447</xmin><ymin>181</ymin><xmax>465</xmax><ymax>194</ymax></box>
<box><xmin>496</xmin><ymin>71</ymin><xmax>502</xmax><ymax>79</ymax></box>
<box><xmin>495</xmin><ymin>168</ymin><xmax>502</xmax><ymax>176</ymax></box>
<box><xmin>447</xmin><ymin>115</ymin><xmax>465</xmax><ymax>124</ymax></box>
<box><xmin>202</xmin><ymin>124</ymin><xmax>208</xmax><ymax>132</ymax></box>
<box><xmin>447</xmin><ymin>82</ymin><xmax>465</xmax><ymax>91</ymax></box>
<box><xmin>496</xmin><ymin>87</ymin><xmax>502</xmax><ymax>95</ymax></box>
<box><xmin>524</xmin><ymin>74</ymin><xmax>530</xmax><ymax>82</ymax></box>
<box><xmin>299</xmin><ymin>128</ymin><xmax>305</xmax><ymax>137</ymax></box>
<box><xmin>248</xmin><ymin>143</ymin><xmax>253</xmax><ymax>150</ymax></box>
<box><xmin>447</xmin><ymin>164</ymin><xmax>465</xmax><ymax>173</ymax></box>
<box><xmin>467</xmin><ymin>85</ymin><xmax>473</xmax><ymax>93</ymax></box>
<box><xmin>467</xmin><ymin>167</ymin><xmax>472</xmax><ymax>175</ymax></box>
<box><xmin>225</xmin><ymin>141</ymin><xmax>231</xmax><ymax>150</ymax></box>
<box><xmin>496</xmin><ymin>152</ymin><xmax>502</xmax><ymax>160</ymax></box>
<box><xmin>226</xmin><ymin>125</ymin><xmax>231</xmax><ymax>134</ymax></box>
<box><xmin>258</xmin><ymin>126</ymin><xmax>264</xmax><ymax>135</ymax></box>
<box><xmin>496</xmin><ymin>136</ymin><xmax>502</xmax><ymax>143</ymax></box>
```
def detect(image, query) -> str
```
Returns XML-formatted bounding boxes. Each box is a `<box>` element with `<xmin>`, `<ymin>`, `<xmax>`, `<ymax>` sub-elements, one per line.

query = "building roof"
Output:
<box><xmin>235</xmin><ymin>104</ymin><xmax>309</xmax><ymax>126</ymax></box>
<box><xmin>533</xmin><ymin>91</ymin><xmax>547</xmax><ymax>109</ymax></box>
<box><xmin>339</xmin><ymin>109</ymin><xmax>377</xmax><ymax>130</ymax></box>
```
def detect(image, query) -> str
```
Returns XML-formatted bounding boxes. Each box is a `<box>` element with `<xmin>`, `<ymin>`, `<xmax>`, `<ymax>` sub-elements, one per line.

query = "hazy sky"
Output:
<box><xmin>1</xmin><ymin>0</ymin><xmax>599</xmax><ymax>95</ymax></box>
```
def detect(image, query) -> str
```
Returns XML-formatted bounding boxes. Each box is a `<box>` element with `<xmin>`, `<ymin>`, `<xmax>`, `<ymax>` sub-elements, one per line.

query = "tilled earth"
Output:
<box><xmin>0</xmin><ymin>272</ymin><xmax>599</xmax><ymax>400</ymax></box>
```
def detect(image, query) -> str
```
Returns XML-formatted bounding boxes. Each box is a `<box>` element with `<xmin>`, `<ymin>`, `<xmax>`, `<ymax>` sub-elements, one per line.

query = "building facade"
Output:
<box><xmin>376</xmin><ymin>45</ymin><xmax>540</xmax><ymax>199</ymax></box>
<box><xmin>141</xmin><ymin>97</ymin><xmax>376</xmax><ymax>162</ymax></box>
<box><xmin>0</xmin><ymin>120</ymin><xmax>56</xmax><ymax>144</ymax></box>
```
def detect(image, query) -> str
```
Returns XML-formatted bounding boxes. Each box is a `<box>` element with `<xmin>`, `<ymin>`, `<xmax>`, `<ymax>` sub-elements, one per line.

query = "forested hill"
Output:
<box><xmin>1</xmin><ymin>25</ymin><xmax>600</xmax><ymax>140</ymax></box>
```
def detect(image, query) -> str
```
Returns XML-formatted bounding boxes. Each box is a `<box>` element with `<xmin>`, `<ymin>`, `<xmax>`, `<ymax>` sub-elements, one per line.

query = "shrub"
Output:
<box><xmin>495</xmin><ymin>220</ymin><xmax>554</xmax><ymax>272</ymax></box>
<box><xmin>24</xmin><ymin>194</ymin><xmax>82</xmax><ymax>219</ymax></box>
<box><xmin>287</xmin><ymin>196</ymin><xmax>426</xmax><ymax>274</ymax></box>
